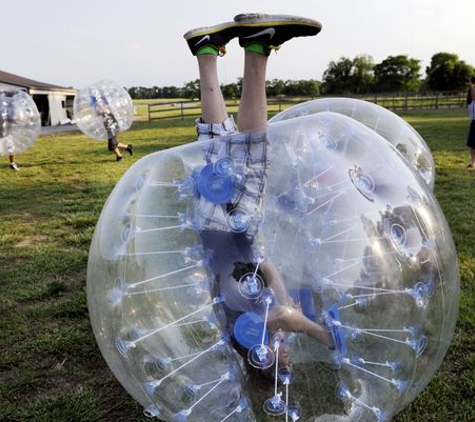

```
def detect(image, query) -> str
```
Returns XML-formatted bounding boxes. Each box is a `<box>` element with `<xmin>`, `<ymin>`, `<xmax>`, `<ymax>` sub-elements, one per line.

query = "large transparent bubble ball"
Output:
<box><xmin>73</xmin><ymin>79</ymin><xmax>133</xmax><ymax>141</ymax></box>
<box><xmin>270</xmin><ymin>98</ymin><xmax>435</xmax><ymax>189</ymax></box>
<box><xmin>87</xmin><ymin>112</ymin><xmax>459</xmax><ymax>422</ymax></box>
<box><xmin>0</xmin><ymin>85</ymin><xmax>41</xmax><ymax>156</ymax></box>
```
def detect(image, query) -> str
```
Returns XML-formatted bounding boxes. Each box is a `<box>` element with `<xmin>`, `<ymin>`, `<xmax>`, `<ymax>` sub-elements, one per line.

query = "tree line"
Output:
<box><xmin>127</xmin><ymin>52</ymin><xmax>474</xmax><ymax>100</ymax></box>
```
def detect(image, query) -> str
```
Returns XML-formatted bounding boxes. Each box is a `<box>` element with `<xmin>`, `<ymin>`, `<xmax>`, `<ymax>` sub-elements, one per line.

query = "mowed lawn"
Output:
<box><xmin>0</xmin><ymin>109</ymin><xmax>474</xmax><ymax>422</ymax></box>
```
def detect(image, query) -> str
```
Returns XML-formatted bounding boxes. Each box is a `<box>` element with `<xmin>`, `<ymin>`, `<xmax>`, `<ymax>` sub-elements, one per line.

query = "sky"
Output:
<box><xmin>2</xmin><ymin>0</ymin><xmax>474</xmax><ymax>90</ymax></box>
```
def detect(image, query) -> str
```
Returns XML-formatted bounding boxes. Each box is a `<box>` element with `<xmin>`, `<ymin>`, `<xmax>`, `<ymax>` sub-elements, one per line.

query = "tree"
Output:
<box><xmin>128</xmin><ymin>86</ymin><xmax>138</xmax><ymax>99</ymax></box>
<box><xmin>133</xmin><ymin>86</ymin><xmax>153</xmax><ymax>99</ymax></box>
<box><xmin>151</xmin><ymin>86</ymin><xmax>160</xmax><ymax>99</ymax></box>
<box><xmin>161</xmin><ymin>86</ymin><xmax>180</xmax><ymax>98</ymax></box>
<box><xmin>321</xmin><ymin>57</ymin><xmax>354</xmax><ymax>94</ymax></box>
<box><xmin>351</xmin><ymin>55</ymin><xmax>375</xmax><ymax>94</ymax></box>
<box><xmin>221</xmin><ymin>83</ymin><xmax>239</xmax><ymax>99</ymax></box>
<box><xmin>321</xmin><ymin>55</ymin><xmax>374</xmax><ymax>94</ymax></box>
<box><xmin>183</xmin><ymin>79</ymin><xmax>200</xmax><ymax>99</ymax></box>
<box><xmin>373</xmin><ymin>55</ymin><xmax>421</xmax><ymax>93</ymax></box>
<box><xmin>266</xmin><ymin>79</ymin><xmax>286</xmax><ymax>97</ymax></box>
<box><xmin>284</xmin><ymin>79</ymin><xmax>320</xmax><ymax>96</ymax></box>
<box><xmin>426</xmin><ymin>52</ymin><xmax>474</xmax><ymax>91</ymax></box>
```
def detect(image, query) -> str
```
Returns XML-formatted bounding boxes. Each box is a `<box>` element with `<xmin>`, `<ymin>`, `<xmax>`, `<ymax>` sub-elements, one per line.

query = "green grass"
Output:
<box><xmin>0</xmin><ymin>110</ymin><xmax>474</xmax><ymax>421</ymax></box>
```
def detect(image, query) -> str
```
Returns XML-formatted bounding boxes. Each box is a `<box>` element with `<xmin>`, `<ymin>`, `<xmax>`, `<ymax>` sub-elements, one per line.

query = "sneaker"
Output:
<box><xmin>184</xmin><ymin>22</ymin><xmax>238</xmax><ymax>56</ymax></box>
<box><xmin>116</xmin><ymin>156</ymin><xmax>123</xmax><ymax>162</ymax></box>
<box><xmin>234</xmin><ymin>13</ymin><xmax>322</xmax><ymax>55</ymax></box>
<box><xmin>9</xmin><ymin>163</ymin><xmax>19</xmax><ymax>171</ymax></box>
<box><xmin>126</xmin><ymin>144</ymin><xmax>133</xmax><ymax>156</ymax></box>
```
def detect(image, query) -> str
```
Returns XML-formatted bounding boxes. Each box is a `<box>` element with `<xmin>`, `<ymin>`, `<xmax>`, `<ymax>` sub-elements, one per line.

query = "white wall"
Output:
<box><xmin>48</xmin><ymin>92</ymin><xmax>68</xmax><ymax>125</ymax></box>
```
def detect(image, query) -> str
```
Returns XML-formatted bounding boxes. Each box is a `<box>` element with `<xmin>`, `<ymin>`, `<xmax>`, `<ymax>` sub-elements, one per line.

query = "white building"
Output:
<box><xmin>0</xmin><ymin>69</ymin><xmax>76</xmax><ymax>126</ymax></box>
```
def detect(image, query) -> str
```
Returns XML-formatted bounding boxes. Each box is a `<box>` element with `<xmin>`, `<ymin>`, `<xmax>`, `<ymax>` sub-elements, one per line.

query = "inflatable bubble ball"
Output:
<box><xmin>0</xmin><ymin>85</ymin><xmax>41</xmax><ymax>156</ymax></box>
<box><xmin>87</xmin><ymin>111</ymin><xmax>459</xmax><ymax>422</ymax></box>
<box><xmin>73</xmin><ymin>79</ymin><xmax>133</xmax><ymax>141</ymax></box>
<box><xmin>270</xmin><ymin>98</ymin><xmax>435</xmax><ymax>189</ymax></box>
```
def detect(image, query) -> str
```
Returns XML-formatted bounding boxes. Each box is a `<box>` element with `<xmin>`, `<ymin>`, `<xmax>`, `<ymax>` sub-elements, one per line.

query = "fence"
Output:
<box><xmin>353</xmin><ymin>91</ymin><xmax>466</xmax><ymax>111</ymax></box>
<box><xmin>142</xmin><ymin>91</ymin><xmax>467</xmax><ymax>122</ymax></box>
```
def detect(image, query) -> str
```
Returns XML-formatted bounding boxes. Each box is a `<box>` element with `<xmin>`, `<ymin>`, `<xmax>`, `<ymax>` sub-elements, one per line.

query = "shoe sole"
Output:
<box><xmin>234</xmin><ymin>13</ymin><xmax>321</xmax><ymax>30</ymax></box>
<box><xmin>184</xmin><ymin>22</ymin><xmax>236</xmax><ymax>40</ymax></box>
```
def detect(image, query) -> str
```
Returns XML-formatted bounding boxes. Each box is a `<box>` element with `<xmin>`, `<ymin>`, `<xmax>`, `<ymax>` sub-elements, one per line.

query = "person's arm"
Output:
<box><xmin>267</xmin><ymin>306</ymin><xmax>334</xmax><ymax>348</ymax></box>
<box><xmin>260</xmin><ymin>259</ymin><xmax>294</xmax><ymax>306</ymax></box>
<box><xmin>261</xmin><ymin>259</ymin><xmax>334</xmax><ymax>348</ymax></box>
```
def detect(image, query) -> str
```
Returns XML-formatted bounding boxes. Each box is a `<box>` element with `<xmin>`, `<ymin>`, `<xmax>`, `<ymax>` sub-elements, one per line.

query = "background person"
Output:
<box><xmin>0</xmin><ymin>99</ymin><xmax>20</xmax><ymax>171</ymax></box>
<box><xmin>466</xmin><ymin>76</ymin><xmax>475</xmax><ymax>168</ymax></box>
<box><xmin>93</xmin><ymin>97</ymin><xmax>133</xmax><ymax>162</ymax></box>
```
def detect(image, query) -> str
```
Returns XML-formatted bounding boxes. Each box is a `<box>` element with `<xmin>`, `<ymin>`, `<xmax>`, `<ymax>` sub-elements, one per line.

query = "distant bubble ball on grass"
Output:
<box><xmin>0</xmin><ymin>85</ymin><xmax>41</xmax><ymax>156</ymax></box>
<box><xmin>73</xmin><ymin>79</ymin><xmax>133</xmax><ymax>141</ymax></box>
<box><xmin>87</xmin><ymin>110</ymin><xmax>459</xmax><ymax>422</ymax></box>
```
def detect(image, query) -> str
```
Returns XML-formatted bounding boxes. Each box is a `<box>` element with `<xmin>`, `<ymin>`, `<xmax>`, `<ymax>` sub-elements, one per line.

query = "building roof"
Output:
<box><xmin>0</xmin><ymin>69</ymin><xmax>75</xmax><ymax>93</ymax></box>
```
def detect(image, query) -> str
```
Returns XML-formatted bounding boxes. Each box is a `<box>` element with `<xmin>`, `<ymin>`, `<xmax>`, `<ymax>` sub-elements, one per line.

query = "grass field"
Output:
<box><xmin>0</xmin><ymin>109</ymin><xmax>474</xmax><ymax>422</ymax></box>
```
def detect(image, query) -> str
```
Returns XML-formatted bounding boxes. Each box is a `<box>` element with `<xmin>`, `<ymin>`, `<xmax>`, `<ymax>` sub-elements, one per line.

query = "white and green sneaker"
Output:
<box><xmin>234</xmin><ymin>13</ymin><xmax>322</xmax><ymax>55</ymax></box>
<box><xmin>184</xmin><ymin>22</ymin><xmax>238</xmax><ymax>56</ymax></box>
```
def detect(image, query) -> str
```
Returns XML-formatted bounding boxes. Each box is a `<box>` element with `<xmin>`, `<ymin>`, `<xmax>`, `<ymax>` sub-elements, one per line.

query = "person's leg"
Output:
<box><xmin>226</xmin><ymin>15</ymin><xmax>321</xmax><ymax>236</ymax></box>
<box><xmin>184</xmin><ymin>22</ymin><xmax>238</xmax><ymax>139</ymax></box>
<box><xmin>108</xmin><ymin>136</ymin><xmax>129</xmax><ymax>161</ymax></box>
<box><xmin>117</xmin><ymin>142</ymin><xmax>133</xmax><ymax>156</ymax></box>
<box><xmin>197</xmin><ymin>54</ymin><xmax>228</xmax><ymax>124</ymax></box>
<box><xmin>470</xmin><ymin>148</ymin><xmax>475</xmax><ymax>168</ymax></box>
<box><xmin>113</xmin><ymin>147</ymin><xmax>123</xmax><ymax>161</ymax></box>
<box><xmin>237</xmin><ymin>51</ymin><xmax>268</xmax><ymax>132</ymax></box>
<box><xmin>9</xmin><ymin>154</ymin><xmax>19</xmax><ymax>171</ymax></box>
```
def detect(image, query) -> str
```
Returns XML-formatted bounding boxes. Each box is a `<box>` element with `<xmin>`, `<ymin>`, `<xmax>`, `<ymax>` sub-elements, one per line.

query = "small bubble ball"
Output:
<box><xmin>87</xmin><ymin>111</ymin><xmax>459</xmax><ymax>422</ymax></box>
<box><xmin>0</xmin><ymin>85</ymin><xmax>41</xmax><ymax>156</ymax></box>
<box><xmin>73</xmin><ymin>79</ymin><xmax>133</xmax><ymax>141</ymax></box>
